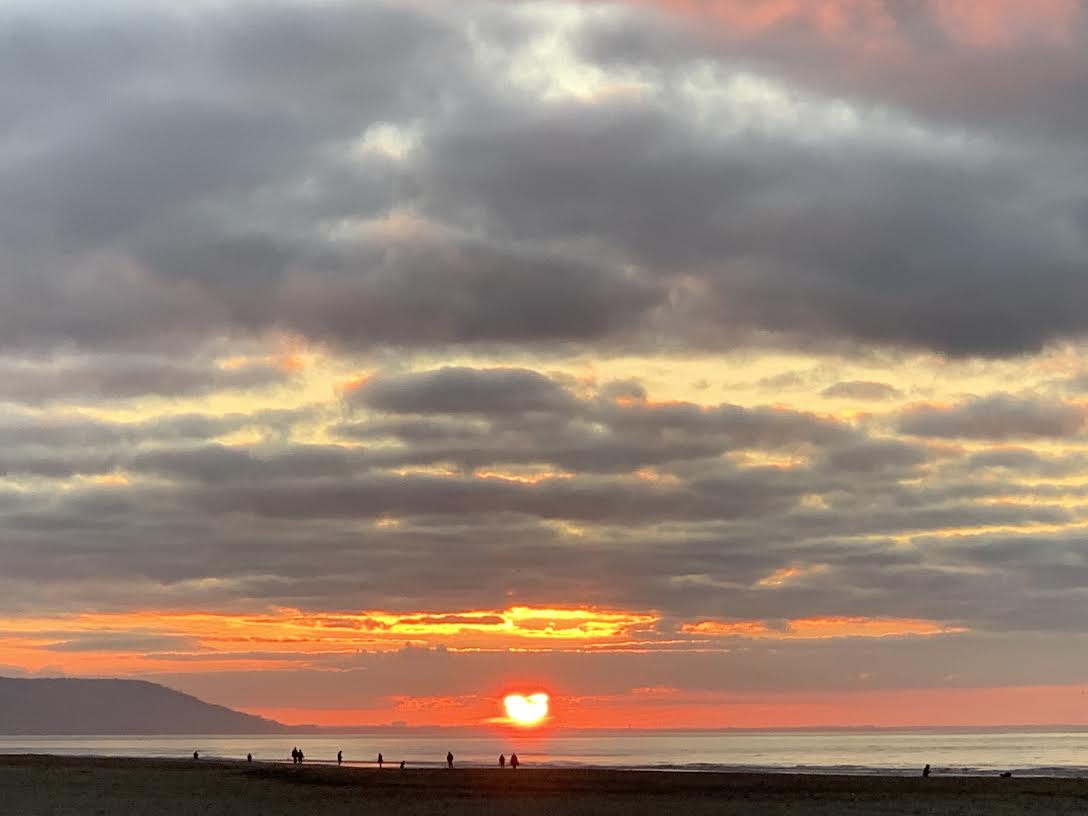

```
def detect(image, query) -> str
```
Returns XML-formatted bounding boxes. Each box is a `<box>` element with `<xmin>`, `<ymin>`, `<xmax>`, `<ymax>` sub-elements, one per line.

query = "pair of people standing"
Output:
<box><xmin>290</xmin><ymin>747</ymin><xmax>305</xmax><ymax>764</ymax></box>
<box><xmin>498</xmin><ymin>753</ymin><xmax>520</xmax><ymax>769</ymax></box>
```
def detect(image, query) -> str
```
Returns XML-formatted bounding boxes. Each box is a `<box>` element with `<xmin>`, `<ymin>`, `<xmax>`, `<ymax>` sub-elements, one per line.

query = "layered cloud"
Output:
<box><xmin>1</xmin><ymin>364</ymin><xmax>1084</xmax><ymax>634</ymax></box>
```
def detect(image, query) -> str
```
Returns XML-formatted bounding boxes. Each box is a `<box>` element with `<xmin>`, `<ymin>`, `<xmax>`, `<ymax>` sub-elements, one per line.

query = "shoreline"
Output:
<box><xmin>3</xmin><ymin>755</ymin><xmax>1080</xmax><ymax>778</ymax></box>
<box><xmin>5</xmin><ymin>755</ymin><xmax>1088</xmax><ymax>815</ymax></box>
<box><xmin>3</xmin><ymin>751</ymin><xmax>1086</xmax><ymax>778</ymax></box>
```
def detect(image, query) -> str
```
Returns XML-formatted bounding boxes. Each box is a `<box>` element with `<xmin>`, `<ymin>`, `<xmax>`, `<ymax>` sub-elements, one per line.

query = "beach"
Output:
<box><xmin>3</xmin><ymin>756</ymin><xmax>1088</xmax><ymax>815</ymax></box>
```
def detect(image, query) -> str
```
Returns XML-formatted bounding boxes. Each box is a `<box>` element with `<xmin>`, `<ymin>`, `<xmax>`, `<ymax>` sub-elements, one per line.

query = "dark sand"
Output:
<box><xmin>3</xmin><ymin>755</ymin><xmax>1088</xmax><ymax>815</ymax></box>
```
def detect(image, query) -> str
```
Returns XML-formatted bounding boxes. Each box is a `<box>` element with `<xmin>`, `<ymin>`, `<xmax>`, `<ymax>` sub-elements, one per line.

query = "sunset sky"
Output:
<box><xmin>3</xmin><ymin>0</ymin><xmax>1088</xmax><ymax>730</ymax></box>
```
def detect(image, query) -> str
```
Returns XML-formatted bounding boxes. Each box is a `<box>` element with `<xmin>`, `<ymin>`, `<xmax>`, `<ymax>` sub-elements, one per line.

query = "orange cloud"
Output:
<box><xmin>0</xmin><ymin>605</ymin><xmax>662</xmax><ymax>675</ymax></box>
<box><xmin>626</xmin><ymin>0</ymin><xmax>1082</xmax><ymax>50</ymax></box>
<box><xmin>754</xmin><ymin>564</ymin><xmax>829</xmax><ymax>588</ymax></box>
<box><xmin>638</xmin><ymin>0</ymin><xmax>891</xmax><ymax>36</ymax></box>
<box><xmin>473</xmin><ymin>469</ymin><xmax>573</xmax><ymax>485</ymax></box>
<box><xmin>0</xmin><ymin>608</ymin><xmax>970</xmax><ymax>679</ymax></box>
<box><xmin>930</xmin><ymin>0</ymin><xmax>1082</xmax><ymax>47</ymax></box>
<box><xmin>682</xmin><ymin>616</ymin><xmax>967</xmax><ymax>639</ymax></box>
<box><xmin>337</xmin><ymin>373</ymin><xmax>373</xmax><ymax>397</ymax></box>
<box><xmin>0</xmin><ymin>607</ymin><xmax>971</xmax><ymax>685</ymax></box>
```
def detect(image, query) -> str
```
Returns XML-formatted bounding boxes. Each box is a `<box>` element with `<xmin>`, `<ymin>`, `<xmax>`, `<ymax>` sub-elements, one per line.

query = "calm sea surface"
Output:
<box><xmin>2</xmin><ymin>731</ymin><xmax>1087</xmax><ymax>776</ymax></box>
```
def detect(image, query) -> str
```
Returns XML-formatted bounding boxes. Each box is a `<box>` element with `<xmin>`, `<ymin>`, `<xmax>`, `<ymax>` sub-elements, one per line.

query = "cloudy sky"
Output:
<box><xmin>3</xmin><ymin>0</ymin><xmax>1088</xmax><ymax>729</ymax></box>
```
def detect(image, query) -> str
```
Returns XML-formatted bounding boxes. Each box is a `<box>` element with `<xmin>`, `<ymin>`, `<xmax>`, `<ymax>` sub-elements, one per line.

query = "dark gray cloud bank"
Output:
<box><xmin>3</xmin><ymin>0</ymin><xmax>1088</xmax><ymax>700</ymax></box>
<box><xmin>0</xmin><ymin>0</ymin><xmax>1086</xmax><ymax>358</ymax></box>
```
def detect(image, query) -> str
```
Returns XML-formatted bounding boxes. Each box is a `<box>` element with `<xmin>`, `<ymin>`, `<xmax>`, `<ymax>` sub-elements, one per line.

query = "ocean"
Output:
<box><xmin>2</xmin><ymin>730</ymin><xmax>1087</xmax><ymax>777</ymax></box>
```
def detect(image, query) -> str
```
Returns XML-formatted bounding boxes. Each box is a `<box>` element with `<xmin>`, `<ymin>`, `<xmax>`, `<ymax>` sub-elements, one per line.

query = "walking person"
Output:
<box><xmin>499</xmin><ymin>753</ymin><xmax>506</xmax><ymax>769</ymax></box>
<box><xmin>447</xmin><ymin>751</ymin><xmax>454</xmax><ymax>769</ymax></box>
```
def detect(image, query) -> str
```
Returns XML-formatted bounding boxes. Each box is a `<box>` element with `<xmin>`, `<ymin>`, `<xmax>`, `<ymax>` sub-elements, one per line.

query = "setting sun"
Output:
<box><xmin>503</xmin><ymin>693</ymin><xmax>550</xmax><ymax>727</ymax></box>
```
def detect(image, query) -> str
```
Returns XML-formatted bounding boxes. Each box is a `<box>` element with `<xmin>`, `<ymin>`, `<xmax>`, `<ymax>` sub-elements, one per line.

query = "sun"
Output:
<box><xmin>503</xmin><ymin>692</ymin><xmax>549</xmax><ymax>727</ymax></box>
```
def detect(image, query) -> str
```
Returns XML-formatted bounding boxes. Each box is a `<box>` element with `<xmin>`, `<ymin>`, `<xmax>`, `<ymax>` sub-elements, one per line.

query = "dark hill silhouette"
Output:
<box><xmin>0</xmin><ymin>677</ymin><xmax>285</xmax><ymax>734</ymax></box>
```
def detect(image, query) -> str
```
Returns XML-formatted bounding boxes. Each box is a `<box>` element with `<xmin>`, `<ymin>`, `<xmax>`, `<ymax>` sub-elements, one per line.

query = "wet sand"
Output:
<box><xmin>3</xmin><ymin>755</ymin><xmax>1088</xmax><ymax>815</ymax></box>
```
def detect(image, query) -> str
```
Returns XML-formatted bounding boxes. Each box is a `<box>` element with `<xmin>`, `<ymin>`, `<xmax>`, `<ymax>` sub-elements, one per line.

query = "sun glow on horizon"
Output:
<box><xmin>503</xmin><ymin>692</ymin><xmax>550</xmax><ymax>727</ymax></box>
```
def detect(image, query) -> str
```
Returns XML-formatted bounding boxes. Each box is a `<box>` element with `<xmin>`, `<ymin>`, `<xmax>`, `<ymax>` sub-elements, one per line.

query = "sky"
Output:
<box><xmin>2</xmin><ymin>0</ymin><xmax>1088</xmax><ymax>731</ymax></box>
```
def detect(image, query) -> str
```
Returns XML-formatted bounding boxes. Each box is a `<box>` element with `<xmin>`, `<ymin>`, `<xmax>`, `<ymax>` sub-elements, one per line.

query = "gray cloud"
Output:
<box><xmin>355</xmin><ymin>366</ymin><xmax>577</xmax><ymax>416</ymax></box>
<box><xmin>898</xmin><ymin>395</ymin><xmax>1086</xmax><ymax>439</ymax></box>
<box><xmin>42</xmin><ymin>634</ymin><xmax>202</xmax><ymax>653</ymax></box>
<box><xmin>965</xmin><ymin>447</ymin><xmax>1088</xmax><ymax>479</ymax></box>
<box><xmin>422</xmin><ymin>91</ymin><xmax>1088</xmax><ymax>355</ymax></box>
<box><xmin>0</xmin><ymin>409</ymin><xmax>306</xmax><ymax>451</ymax></box>
<box><xmin>0</xmin><ymin>354</ymin><xmax>294</xmax><ymax>404</ymax></box>
<box><xmin>338</xmin><ymin>367</ymin><xmax>854</xmax><ymax>474</ymax></box>
<box><xmin>822</xmin><ymin>440</ymin><xmax>930</xmax><ymax>473</ymax></box>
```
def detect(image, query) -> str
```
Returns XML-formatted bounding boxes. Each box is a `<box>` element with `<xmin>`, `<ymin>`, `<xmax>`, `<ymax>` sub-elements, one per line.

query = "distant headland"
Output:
<box><xmin>0</xmin><ymin>676</ymin><xmax>285</xmax><ymax>735</ymax></box>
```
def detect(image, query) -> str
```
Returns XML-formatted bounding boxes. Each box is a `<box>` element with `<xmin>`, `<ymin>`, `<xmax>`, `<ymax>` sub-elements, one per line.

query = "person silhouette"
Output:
<box><xmin>247</xmin><ymin>753</ymin><xmax>252</xmax><ymax>763</ymax></box>
<box><xmin>447</xmin><ymin>751</ymin><xmax>454</xmax><ymax>769</ymax></box>
<box><xmin>400</xmin><ymin>760</ymin><xmax>405</xmax><ymax>769</ymax></box>
<box><xmin>922</xmin><ymin>764</ymin><xmax>930</xmax><ymax>778</ymax></box>
<box><xmin>499</xmin><ymin>754</ymin><xmax>506</xmax><ymax>769</ymax></box>
<box><xmin>292</xmin><ymin>747</ymin><xmax>298</xmax><ymax>765</ymax></box>
<box><xmin>337</xmin><ymin>750</ymin><xmax>342</xmax><ymax>767</ymax></box>
<box><xmin>510</xmin><ymin>753</ymin><xmax>519</xmax><ymax>769</ymax></box>
<box><xmin>378</xmin><ymin>752</ymin><xmax>383</xmax><ymax>768</ymax></box>
<box><xmin>193</xmin><ymin>751</ymin><xmax>199</xmax><ymax>760</ymax></box>
<box><xmin>298</xmin><ymin>749</ymin><xmax>304</xmax><ymax>764</ymax></box>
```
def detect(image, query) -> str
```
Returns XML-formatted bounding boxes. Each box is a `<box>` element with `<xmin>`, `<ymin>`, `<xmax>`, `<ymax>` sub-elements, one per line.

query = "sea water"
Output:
<box><xmin>2</xmin><ymin>730</ymin><xmax>1087</xmax><ymax>776</ymax></box>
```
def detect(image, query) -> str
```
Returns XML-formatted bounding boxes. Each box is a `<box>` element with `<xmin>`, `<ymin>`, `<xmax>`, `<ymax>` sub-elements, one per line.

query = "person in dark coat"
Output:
<box><xmin>510</xmin><ymin>753</ymin><xmax>520</xmax><ymax>769</ymax></box>
<box><xmin>378</xmin><ymin>752</ymin><xmax>383</xmax><ymax>768</ymax></box>
<box><xmin>447</xmin><ymin>751</ymin><xmax>454</xmax><ymax>768</ymax></box>
<box><xmin>499</xmin><ymin>754</ymin><xmax>506</xmax><ymax>769</ymax></box>
<box><xmin>337</xmin><ymin>750</ymin><xmax>342</xmax><ymax>767</ymax></box>
<box><xmin>922</xmin><ymin>764</ymin><xmax>930</xmax><ymax>778</ymax></box>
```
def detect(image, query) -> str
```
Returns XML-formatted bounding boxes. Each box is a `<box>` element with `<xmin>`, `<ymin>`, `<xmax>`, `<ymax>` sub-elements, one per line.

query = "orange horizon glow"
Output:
<box><xmin>241</xmin><ymin>684</ymin><xmax>1088</xmax><ymax>730</ymax></box>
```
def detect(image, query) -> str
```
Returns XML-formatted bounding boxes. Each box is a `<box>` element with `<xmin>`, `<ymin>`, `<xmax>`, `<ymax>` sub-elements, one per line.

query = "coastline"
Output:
<box><xmin>4</xmin><ymin>755</ymin><xmax>1088</xmax><ymax>815</ymax></box>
